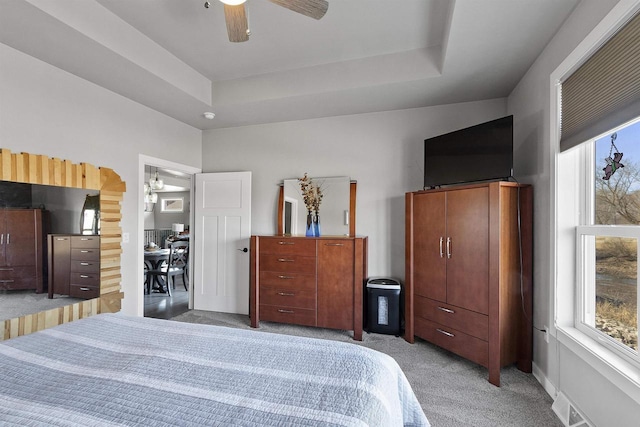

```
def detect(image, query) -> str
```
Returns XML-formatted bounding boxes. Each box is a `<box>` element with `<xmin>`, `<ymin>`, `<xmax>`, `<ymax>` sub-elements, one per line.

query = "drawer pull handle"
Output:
<box><xmin>277</xmin><ymin>292</ymin><xmax>295</xmax><ymax>296</ymax></box>
<box><xmin>80</xmin><ymin>250</ymin><xmax>92</xmax><ymax>253</ymax></box>
<box><xmin>437</xmin><ymin>306</ymin><xmax>455</xmax><ymax>314</ymax></box>
<box><xmin>0</xmin><ymin>279</ymin><xmax>15</xmax><ymax>283</ymax></box>
<box><xmin>277</xmin><ymin>309</ymin><xmax>294</xmax><ymax>314</ymax></box>
<box><xmin>278</xmin><ymin>275</ymin><xmax>294</xmax><ymax>279</ymax></box>
<box><xmin>80</xmin><ymin>262</ymin><xmax>90</xmax><ymax>266</ymax></box>
<box><xmin>0</xmin><ymin>268</ymin><xmax>14</xmax><ymax>271</ymax></box>
<box><xmin>80</xmin><ymin>275</ymin><xmax>90</xmax><ymax>278</ymax></box>
<box><xmin>56</xmin><ymin>238</ymin><xmax>68</xmax><ymax>241</ymax></box>
<box><xmin>324</xmin><ymin>243</ymin><xmax>344</xmax><ymax>246</ymax></box>
<box><xmin>79</xmin><ymin>287</ymin><xmax>91</xmax><ymax>291</ymax></box>
<box><xmin>80</xmin><ymin>238</ymin><xmax>93</xmax><ymax>241</ymax></box>
<box><xmin>277</xmin><ymin>258</ymin><xmax>294</xmax><ymax>262</ymax></box>
<box><xmin>436</xmin><ymin>328</ymin><xmax>455</xmax><ymax>338</ymax></box>
<box><xmin>278</xmin><ymin>241</ymin><xmax>295</xmax><ymax>245</ymax></box>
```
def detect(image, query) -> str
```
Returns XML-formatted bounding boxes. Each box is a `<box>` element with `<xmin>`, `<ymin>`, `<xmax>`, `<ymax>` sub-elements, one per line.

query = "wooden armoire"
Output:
<box><xmin>405</xmin><ymin>181</ymin><xmax>533</xmax><ymax>386</ymax></box>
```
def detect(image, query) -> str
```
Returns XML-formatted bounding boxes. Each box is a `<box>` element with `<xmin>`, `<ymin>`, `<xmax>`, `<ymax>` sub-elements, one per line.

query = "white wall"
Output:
<box><xmin>202</xmin><ymin>99</ymin><xmax>506</xmax><ymax>280</ymax></box>
<box><xmin>507</xmin><ymin>0</ymin><xmax>640</xmax><ymax>424</ymax></box>
<box><xmin>0</xmin><ymin>42</ymin><xmax>203</xmax><ymax>316</ymax></box>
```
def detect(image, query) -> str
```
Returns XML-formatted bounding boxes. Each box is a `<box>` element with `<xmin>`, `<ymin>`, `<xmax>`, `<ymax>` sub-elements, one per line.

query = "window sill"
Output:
<box><xmin>557</xmin><ymin>326</ymin><xmax>640</xmax><ymax>405</ymax></box>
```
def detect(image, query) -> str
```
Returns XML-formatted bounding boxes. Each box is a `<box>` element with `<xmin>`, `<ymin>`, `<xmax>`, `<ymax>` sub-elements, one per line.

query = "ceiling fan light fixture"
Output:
<box><xmin>219</xmin><ymin>0</ymin><xmax>246</xmax><ymax>5</ymax></box>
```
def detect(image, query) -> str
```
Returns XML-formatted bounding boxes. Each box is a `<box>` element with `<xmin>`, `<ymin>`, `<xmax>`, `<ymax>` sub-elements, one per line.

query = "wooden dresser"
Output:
<box><xmin>0</xmin><ymin>209</ymin><xmax>47</xmax><ymax>293</ymax></box>
<box><xmin>250</xmin><ymin>235</ymin><xmax>368</xmax><ymax>340</ymax></box>
<box><xmin>48</xmin><ymin>234</ymin><xmax>100</xmax><ymax>299</ymax></box>
<box><xmin>405</xmin><ymin>181</ymin><xmax>533</xmax><ymax>386</ymax></box>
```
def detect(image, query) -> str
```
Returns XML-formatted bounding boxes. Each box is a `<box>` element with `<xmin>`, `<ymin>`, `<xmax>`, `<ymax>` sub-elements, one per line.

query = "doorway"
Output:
<box><xmin>138</xmin><ymin>155</ymin><xmax>200</xmax><ymax>319</ymax></box>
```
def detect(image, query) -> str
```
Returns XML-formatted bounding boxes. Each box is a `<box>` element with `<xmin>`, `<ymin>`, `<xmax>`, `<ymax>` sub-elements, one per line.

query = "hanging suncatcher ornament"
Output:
<box><xmin>603</xmin><ymin>132</ymin><xmax>624</xmax><ymax>180</ymax></box>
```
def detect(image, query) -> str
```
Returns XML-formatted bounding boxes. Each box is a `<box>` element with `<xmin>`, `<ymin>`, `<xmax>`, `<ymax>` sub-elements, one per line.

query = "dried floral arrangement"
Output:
<box><xmin>299</xmin><ymin>173</ymin><xmax>323</xmax><ymax>213</ymax></box>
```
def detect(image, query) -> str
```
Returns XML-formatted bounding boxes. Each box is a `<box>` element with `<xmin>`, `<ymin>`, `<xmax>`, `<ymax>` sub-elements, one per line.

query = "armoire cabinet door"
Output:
<box><xmin>5</xmin><ymin>210</ymin><xmax>37</xmax><ymax>266</ymax></box>
<box><xmin>446</xmin><ymin>187</ymin><xmax>489</xmax><ymax>314</ymax></box>
<box><xmin>413</xmin><ymin>192</ymin><xmax>447</xmax><ymax>302</ymax></box>
<box><xmin>317</xmin><ymin>239</ymin><xmax>354</xmax><ymax>330</ymax></box>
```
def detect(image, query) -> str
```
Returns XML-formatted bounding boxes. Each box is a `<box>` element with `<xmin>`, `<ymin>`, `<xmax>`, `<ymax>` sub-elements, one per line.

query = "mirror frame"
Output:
<box><xmin>278</xmin><ymin>180</ymin><xmax>357</xmax><ymax>236</ymax></box>
<box><xmin>0</xmin><ymin>148</ymin><xmax>126</xmax><ymax>340</ymax></box>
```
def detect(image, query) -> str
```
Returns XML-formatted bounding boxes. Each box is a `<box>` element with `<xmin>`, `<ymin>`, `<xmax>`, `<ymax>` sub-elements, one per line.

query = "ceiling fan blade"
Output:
<box><xmin>223</xmin><ymin>4</ymin><xmax>249</xmax><ymax>42</ymax></box>
<box><xmin>267</xmin><ymin>0</ymin><xmax>328</xmax><ymax>20</ymax></box>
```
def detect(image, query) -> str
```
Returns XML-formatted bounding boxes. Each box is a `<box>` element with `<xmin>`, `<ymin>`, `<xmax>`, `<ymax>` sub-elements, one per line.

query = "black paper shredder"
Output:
<box><xmin>366</xmin><ymin>278</ymin><xmax>401</xmax><ymax>335</ymax></box>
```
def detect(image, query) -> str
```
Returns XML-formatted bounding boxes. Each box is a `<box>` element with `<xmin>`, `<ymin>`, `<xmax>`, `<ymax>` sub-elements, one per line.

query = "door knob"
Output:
<box><xmin>237</xmin><ymin>247</ymin><xmax>248</xmax><ymax>253</ymax></box>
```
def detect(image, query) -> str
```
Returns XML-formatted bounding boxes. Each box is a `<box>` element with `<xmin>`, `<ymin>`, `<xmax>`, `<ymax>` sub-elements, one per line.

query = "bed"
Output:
<box><xmin>0</xmin><ymin>314</ymin><xmax>429</xmax><ymax>426</ymax></box>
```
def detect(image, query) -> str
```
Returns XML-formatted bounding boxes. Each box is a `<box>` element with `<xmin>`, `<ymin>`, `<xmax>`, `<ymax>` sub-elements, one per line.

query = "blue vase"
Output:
<box><xmin>314</xmin><ymin>213</ymin><xmax>321</xmax><ymax>237</ymax></box>
<box><xmin>306</xmin><ymin>211</ymin><xmax>315</xmax><ymax>237</ymax></box>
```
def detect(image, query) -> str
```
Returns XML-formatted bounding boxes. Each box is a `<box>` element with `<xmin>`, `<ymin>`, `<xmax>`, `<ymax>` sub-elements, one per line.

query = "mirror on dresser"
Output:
<box><xmin>278</xmin><ymin>176</ymin><xmax>356</xmax><ymax>236</ymax></box>
<box><xmin>0</xmin><ymin>180</ymin><xmax>99</xmax><ymax>321</ymax></box>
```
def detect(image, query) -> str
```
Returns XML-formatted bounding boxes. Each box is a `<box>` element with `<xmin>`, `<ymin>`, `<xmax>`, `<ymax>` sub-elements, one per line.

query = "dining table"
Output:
<box><xmin>144</xmin><ymin>248</ymin><xmax>170</xmax><ymax>294</ymax></box>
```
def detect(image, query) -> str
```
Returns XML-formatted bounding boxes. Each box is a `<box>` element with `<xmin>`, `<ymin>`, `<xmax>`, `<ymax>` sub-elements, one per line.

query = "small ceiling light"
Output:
<box><xmin>149</xmin><ymin>168</ymin><xmax>164</xmax><ymax>191</ymax></box>
<box><xmin>204</xmin><ymin>112</ymin><xmax>216</xmax><ymax>120</ymax></box>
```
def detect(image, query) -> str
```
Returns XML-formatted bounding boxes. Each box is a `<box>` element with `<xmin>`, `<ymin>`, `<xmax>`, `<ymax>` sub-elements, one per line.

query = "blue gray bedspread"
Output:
<box><xmin>0</xmin><ymin>314</ymin><xmax>429</xmax><ymax>426</ymax></box>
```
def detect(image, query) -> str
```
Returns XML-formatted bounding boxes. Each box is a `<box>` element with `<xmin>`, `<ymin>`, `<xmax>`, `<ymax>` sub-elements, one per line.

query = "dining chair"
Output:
<box><xmin>146</xmin><ymin>241</ymin><xmax>189</xmax><ymax>296</ymax></box>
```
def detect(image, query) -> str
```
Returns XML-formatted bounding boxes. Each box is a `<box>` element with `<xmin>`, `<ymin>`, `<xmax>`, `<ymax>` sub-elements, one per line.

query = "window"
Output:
<box><xmin>576</xmin><ymin>119</ymin><xmax>640</xmax><ymax>366</ymax></box>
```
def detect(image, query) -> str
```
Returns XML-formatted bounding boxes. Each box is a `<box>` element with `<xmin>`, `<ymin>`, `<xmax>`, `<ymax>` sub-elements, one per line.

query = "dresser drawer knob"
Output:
<box><xmin>277</xmin><ymin>292</ymin><xmax>295</xmax><ymax>296</ymax></box>
<box><xmin>437</xmin><ymin>306</ymin><xmax>455</xmax><ymax>314</ymax></box>
<box><xmin>278</xmin><ymin>275</ymin><xmax>294</xmax><ymax>279</ymax></box>
<box><xmin>277</xmin><ymin>258</ymin><xmax>294</xmax><ymax>262</ymax></box>
<box><xmin>277</xmin><ymin>309</ymin><xmax>294</xmax><ymax>314</ymax></box>
<box><xmin>436</xmin><ymin>328</ymin><xmax>455</xmax><ymax>338</ymax></box>
<box><xmin>278</xmin><ymin>241</ymin><xmax>295</xmax><ymax>245</ymax></box>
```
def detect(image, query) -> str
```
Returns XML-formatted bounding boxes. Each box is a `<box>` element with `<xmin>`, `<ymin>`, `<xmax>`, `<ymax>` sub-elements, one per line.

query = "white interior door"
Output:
<box><xmin>193</xmin><ymin>171</ymin><xmax>251</xmax><ymax>314</ymax></box>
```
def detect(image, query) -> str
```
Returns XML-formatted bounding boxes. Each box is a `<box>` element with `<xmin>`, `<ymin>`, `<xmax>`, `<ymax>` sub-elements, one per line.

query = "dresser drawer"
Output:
<box><xmin>71</xmin><ymin>235</ymin><xmax>100</xmax><ymax>249</ymax></box>
<box><xmin>415</xmin><ymin>317</ymin><xmax>488</xmax><ymax>368</ymax></box>
<box><xmin>259</xmin><ymin>238</ymin><xmax>316</xmax><ymax>256</ymax></box>
<box><xmin>259</xmin><ymin>271</ymin><xmax>315</xmax><ymax>290</ymax></box>
<box><xmin>259</xmin><ymin>304</ymin><xmax>316</xmax><ymax>327</ymax></box>
<box><xmin>71</xmin><ymin>260</ymin><xmax>100</xmax><ymax>273</ymax></box>
<box><xmin>260</xmin><ymin>286</ymin><xmax>316</xmax><ymax>309</ymax></box>
<box><xmin>70</xmin><ymin>272</ymin><xmax>100</xmax><ymax>286</ymax></box>
<box><xmin>69</xmin><ymin>283</ymin><xmax>100</xmax><ymax>299</ymax></box>
<box><xmin>71</xmin><ymin>248</ymin><xmax>100</xmax><ymax>261</ymax></box>
<box><xmin>260</xmin><ymin>254</ymin><xmax>316</xmax><ymax>274</ymax></box>
<box><xmin>415</xmin><ymin>295</ymin><xmax>488</xmax><ymax>341</ymax></box>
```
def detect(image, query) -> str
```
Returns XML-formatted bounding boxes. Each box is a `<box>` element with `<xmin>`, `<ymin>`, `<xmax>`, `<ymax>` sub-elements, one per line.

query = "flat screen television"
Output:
<box><xmin>424</xmin><ymin>115</ymin><xmax>513</xmax><ymax>189</ymax></box>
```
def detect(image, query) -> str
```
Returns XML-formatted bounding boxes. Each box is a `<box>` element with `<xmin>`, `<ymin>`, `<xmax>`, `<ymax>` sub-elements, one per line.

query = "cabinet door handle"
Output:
<box><xmin>324</xmin><ymin>243</ymin><xmax>344</xmax><ymax>246</ymax></box>
<box><xmin>446</xmin><ymin>237</ymin><xmax>452</xmax><ymax>258</ymax></box>
<box><xmin>439</xmin><ymin>237</ymin><xmax>444</xmax><ymax>258</ymax></box>
<box><xmin>436</xmin><ymin>328</ymin><xmax>455</xmax><ymax>338</ymax></box>
<box><xmin>6</xmin><ymin>234</ymin><xmax>9</xmax><ymax>244</ymax></box>
<box><xmin>277</xmin><ymin>258</ymin><xmax>294</xmax><ymax>262</ymax></box>
<box><xmin>277</xmin><ymin>275</ymin><xmax>294</xmax><ymax>279</ymax></box>
<box><xmin>437</xmin><ymin>306</ymin><xmax>455</xmax><ymax>314</ymax></box>
<box><xmin>277</xmin><ymin>309</ymin><xmax>294</xmax><ymax>314</ymax></box>
<box><xmin>278</xmin><ymin>241</ymin><xmax>295</xmax><ymax>245</ymax></box>
<box><xmin>1</xmin><ymin>234</ymin><xmax>3</xmax><ymax>245</ymax></box>
<box><xmin>277</xmin><ymin>292</ymin><xmax>295</xmax><ymax>296</ymax></box>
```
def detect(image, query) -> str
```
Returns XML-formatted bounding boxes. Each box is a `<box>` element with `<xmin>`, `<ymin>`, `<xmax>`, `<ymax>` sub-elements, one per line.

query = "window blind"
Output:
<box><xmin>560</xmin><ymin>11</ymin><xmax>640</xmax><ymax>152</ymax></box>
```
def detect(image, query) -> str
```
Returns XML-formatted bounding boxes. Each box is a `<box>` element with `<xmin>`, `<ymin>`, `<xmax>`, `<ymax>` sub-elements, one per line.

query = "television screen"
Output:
<box><xmin>424</xmin><ymin>115</ymin><xmax>513</xmax><ymax>189</ymax></box>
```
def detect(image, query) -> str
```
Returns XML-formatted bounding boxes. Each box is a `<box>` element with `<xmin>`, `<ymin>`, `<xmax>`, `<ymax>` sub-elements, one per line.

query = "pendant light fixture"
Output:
<box><xmin>149</xmin><ymin>167</ymin><xmax>164</xmax><ymax>190</ymax></box>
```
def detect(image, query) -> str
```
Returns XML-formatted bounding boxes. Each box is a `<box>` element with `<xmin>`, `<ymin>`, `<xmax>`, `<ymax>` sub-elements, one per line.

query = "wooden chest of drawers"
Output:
<box><xmin>250</xmin><ymin>235</ymin><xmax>368</xmax><ymax>340</ymax></box>
<box><xmin>48</xmin><ymin>234</ymin><xmax>100</xmax><ymax>299</ymax></box>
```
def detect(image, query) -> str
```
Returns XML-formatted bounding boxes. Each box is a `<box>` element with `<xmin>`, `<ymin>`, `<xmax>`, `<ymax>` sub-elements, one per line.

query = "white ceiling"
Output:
<box><xmin>0</xmin><ymin>0</ymin><xmax>580</xmax><ymax>130</ymax></box>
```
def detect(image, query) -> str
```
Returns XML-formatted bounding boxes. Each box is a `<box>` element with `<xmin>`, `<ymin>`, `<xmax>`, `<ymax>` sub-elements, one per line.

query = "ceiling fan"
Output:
<box><xmin>204</xmin><ymin>0</ymin><xmax>329</xmax><ymax>42</ymax></box>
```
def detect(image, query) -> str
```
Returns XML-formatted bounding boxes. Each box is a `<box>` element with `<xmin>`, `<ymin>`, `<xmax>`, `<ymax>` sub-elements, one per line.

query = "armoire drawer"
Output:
<box><xmin>415</xmin><ymin>295</ymin><xmax>488</xmax><ymax>341</ymax></box>
<box><xmin>70</xmin><ymin>272</ymin><xmax>100</xmax><ymax>286</ymax></box>
<box><xmin>71</xmin><ymin>235</ymin><xmax>100</xmax><ymax>249</ymax></box>
<box><xmin>259</xmin><ymin>238</ymin><xmax>316</xmax><ymax>256</ymax></box>
<box><xmin>415</xmin><ymin>317</ymin><xmax>488</xmax><ymax>368</ymax></box>
<box><xmin>260</xmin><ymin>286</ymin><xmax>316</xmax><ymax>309</ymax></box>
<box><xmin>260</xmin><ymin>254</ymin><xmax>316</xmax><ymax>274</ymax></box>
<box><xmin>259</xmin><ymin>304</ymin><xmax>316</xmax><ymax>327</ymax></box>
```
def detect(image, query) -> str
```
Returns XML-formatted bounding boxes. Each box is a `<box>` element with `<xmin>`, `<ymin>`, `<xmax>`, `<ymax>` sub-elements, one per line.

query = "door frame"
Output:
<box><xmin>137</xmin><ymin>155</ymin><xmax>201</xmax><ymax>316</ymax></box>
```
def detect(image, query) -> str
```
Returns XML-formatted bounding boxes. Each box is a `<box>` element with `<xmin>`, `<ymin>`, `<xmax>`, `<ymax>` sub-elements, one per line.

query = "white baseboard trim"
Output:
<box><xmin>532</xmin><ymin>362</ymin><xmax>557</xmax><ymax>399</ymax></box>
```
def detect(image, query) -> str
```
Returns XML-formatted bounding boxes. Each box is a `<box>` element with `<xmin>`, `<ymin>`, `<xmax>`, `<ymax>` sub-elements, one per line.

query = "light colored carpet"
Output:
<box><xmin>0</xmin><ymin>290</ymin><xmax>83</xmax><ymax>321</ymax></box>
<box><xmin>170</xmin><ymin>310</ymin><xmax>562</xmax><ymax>427</ymax></box>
